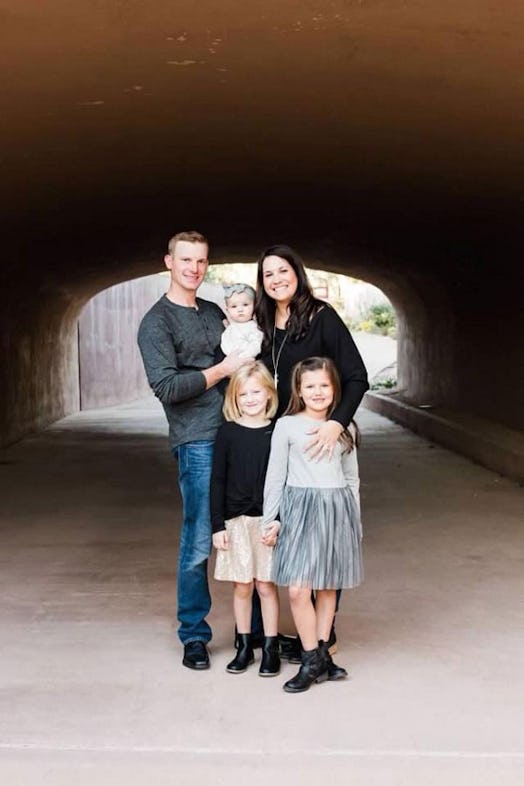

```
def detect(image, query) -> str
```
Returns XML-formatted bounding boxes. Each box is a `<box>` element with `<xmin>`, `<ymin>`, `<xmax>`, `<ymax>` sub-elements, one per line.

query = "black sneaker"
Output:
<box><xmin>183</xmin><ymin>641</ymin><xmax>210</xmax><ymax>670</ymax></box>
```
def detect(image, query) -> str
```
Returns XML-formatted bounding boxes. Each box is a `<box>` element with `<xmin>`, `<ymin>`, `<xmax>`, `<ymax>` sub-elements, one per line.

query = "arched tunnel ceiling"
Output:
<box><xmin>3</xmin><ymin>0</ymin><xmax>524</xmax><ymax>283</ymax></box>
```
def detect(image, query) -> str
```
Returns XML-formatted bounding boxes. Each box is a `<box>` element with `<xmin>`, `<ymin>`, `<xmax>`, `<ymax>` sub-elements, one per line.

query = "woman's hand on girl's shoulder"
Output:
<box><xmin>213</xmin><ymin>530</ymin><xmax>229</xmax><ymax>550</ymax></box>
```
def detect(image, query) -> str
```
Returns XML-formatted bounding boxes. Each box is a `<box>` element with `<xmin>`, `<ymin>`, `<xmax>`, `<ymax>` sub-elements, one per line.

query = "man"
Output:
<box><xmin>138</xmin><ymin>231</ymin><xmax>244</xmax><ymax>670</ymax></box>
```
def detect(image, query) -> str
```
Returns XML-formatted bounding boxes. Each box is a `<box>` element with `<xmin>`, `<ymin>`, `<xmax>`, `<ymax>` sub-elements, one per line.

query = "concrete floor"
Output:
<box><xmin>1</xmin><ymin>398</ymin><xmax>523</xmax><ymax>785</ymax></box>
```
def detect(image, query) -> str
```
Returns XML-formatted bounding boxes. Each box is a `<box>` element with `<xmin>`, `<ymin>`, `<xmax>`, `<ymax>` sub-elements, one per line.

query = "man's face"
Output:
<box><xmin>164</xmin><ymin>240</ymin><xmax>209</xmax><ymax>293</ymax></box>
<box><xmin>225</xmin><ymin>291</ymin><xmax>255</xmax><ymax>323</ymax></box>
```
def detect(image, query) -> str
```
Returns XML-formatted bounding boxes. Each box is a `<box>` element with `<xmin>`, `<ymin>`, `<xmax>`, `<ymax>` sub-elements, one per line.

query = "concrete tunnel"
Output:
<box><xmin>1</xmin><ymin>1</ymin><xmax>524</xmax><ymax>477</ymax></box>
<box><xmin>2</xmin><ymin>6</ymin><xmax>524</xmax><ymax>779</ymax></box>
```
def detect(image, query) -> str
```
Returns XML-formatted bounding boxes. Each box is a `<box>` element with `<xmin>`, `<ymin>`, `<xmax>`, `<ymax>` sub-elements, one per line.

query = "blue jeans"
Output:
<box><xmin>172</xmin><ymin>440</ymin><xmax>214</xmax><ymax>645</ymax></box>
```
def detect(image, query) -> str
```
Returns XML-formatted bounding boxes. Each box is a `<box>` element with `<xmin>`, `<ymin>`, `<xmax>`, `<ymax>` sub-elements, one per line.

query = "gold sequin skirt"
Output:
<box><xmin>214</xmin><ymin>514</ymin><xmax>274</xmax><ymax>583</ymax></box>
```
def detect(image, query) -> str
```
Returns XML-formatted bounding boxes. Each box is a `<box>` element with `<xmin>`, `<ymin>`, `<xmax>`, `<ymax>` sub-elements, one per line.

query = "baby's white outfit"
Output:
<box><xmin>220</xmin><ymin>320</ymin><xmax>263</xmax><ymax>359</ymax></box>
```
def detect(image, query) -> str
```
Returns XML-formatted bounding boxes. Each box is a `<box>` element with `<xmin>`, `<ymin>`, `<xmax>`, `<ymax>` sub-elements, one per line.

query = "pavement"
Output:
<box><xmin>352</xmin><ymin>330</ymin><xmax>397</xmax><ymax>381</ymax></box>
<box><xmin>0</xmin><ymin>398</ymin><xmax>523</xmax><ymax>785</ymax></box>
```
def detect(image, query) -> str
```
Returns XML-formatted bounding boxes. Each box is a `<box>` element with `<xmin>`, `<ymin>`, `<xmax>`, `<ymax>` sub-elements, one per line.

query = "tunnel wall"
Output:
<box><xmin>451</xmin><ymin>277</ymin><xmax>523</xmax><ymax>432</ymax></box>
<box><xmin>325</xmin><ymin>254</ymin><xmax>458</xmax><ymax>412</ymax></box>
<box><xmin>394</xmin><ymin>282</ymin><xmax>456</xmax><ymax>410</ymax></box>
<box><xmin>78</xmin><ymin>274</ymin><xmax>167</xmax><ymax>410</ymax></box>
<box><xmin>0</xmin><ymin>291</ymin><xmax>80</xmax><ymax>447</ymax></box>
<box><xmin>1</xmin><ymin>245</ymin><xmax>522</xmax><ymax>452</ymax></box>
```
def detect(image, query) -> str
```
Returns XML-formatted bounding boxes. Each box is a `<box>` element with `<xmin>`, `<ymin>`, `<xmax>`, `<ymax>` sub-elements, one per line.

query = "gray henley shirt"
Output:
<box><xmin>138</xmin><ymin>295</ymin><xmax>226</xmax><ymax>449</ymax></box>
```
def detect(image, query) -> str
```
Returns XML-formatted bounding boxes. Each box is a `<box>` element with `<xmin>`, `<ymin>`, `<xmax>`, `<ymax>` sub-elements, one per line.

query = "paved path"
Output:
<box><xmin>0</xmin><ymin>398</ymin><xmax>522</xmax><ymax>784</ymax></box>
<box><xmin>353</xmin><ymin>330</ymin><xmax>397</xmax><ymax>380</ymax></box>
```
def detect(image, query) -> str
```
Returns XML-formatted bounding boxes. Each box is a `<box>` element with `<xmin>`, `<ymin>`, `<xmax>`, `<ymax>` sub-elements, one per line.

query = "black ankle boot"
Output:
<box><xmin>283</xmin><ymin>646</ymin><xmax>328</xmax><ymax>693</ymax></box>
<box><xmin>234</xmin><ymin>626</ymin><xmax>264</xmax><ymax>649</ymax></box>
<box><xmin>259</xmin><ymin>636</ymin><xmax>281</xmax><ymax>677</ymax></box>
<box><xmin>226</xmin><ymin>633</ymin><xmax>254</xmax><ymax>674</ymax></box>
<box><xmin>278</xmin><ymin>633</ymin><xmax>302</xmax><ymax>664</ymax></box>
<box><xmin>319</xmin><ymin>639</ymin><xmax>347</xmax><ymax>681</ymax></box>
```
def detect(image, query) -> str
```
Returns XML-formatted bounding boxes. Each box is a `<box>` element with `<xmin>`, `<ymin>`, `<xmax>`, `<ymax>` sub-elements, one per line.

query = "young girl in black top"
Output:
<box><xmin>210</xmin><ymin>361</ymin><xmax>281</xmax><ymax>676</ymax></box>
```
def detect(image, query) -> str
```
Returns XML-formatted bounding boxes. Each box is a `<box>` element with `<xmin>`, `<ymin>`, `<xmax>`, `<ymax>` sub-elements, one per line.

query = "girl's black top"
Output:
<box><xmin>210</xmin><ymin>420</ymin><xmax>275</xmax><ymax>533</ymax></box>
<box><xmin>259</xmin><ymin>305</ymin><xmax>369</xmax><ymax>422</ymax></box>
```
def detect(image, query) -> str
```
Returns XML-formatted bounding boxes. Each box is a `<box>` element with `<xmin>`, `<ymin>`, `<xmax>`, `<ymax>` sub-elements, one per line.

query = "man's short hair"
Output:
<box><xmin>167</xmin><ymin>230</ymin><xmax>209</xmax><ymax>256</ymax></box>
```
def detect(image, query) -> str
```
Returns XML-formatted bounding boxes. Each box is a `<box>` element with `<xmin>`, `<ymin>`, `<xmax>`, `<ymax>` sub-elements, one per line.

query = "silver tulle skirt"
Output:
<box><xmin>271</xmin><ymin>485</ymin><xmax>363</xmax><ymax>590</ymax></box>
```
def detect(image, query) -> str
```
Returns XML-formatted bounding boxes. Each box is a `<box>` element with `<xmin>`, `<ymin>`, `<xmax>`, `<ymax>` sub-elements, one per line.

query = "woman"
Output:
<box><xmin>255</xmin><ymin>244</ymin><xmax>368</xmax><ymax>457</ymax></box>
<box><xmin>253</xmin><ymin>244</ymin><xmax>368</xmax><ymax>659</ymax></box>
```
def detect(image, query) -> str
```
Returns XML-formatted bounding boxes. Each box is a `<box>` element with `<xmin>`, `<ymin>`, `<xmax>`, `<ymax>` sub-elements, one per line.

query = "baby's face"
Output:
<box><xmin>225</xmin><ymin>291</ymin><xmax>255</xmax><ymax>323</ymax></box>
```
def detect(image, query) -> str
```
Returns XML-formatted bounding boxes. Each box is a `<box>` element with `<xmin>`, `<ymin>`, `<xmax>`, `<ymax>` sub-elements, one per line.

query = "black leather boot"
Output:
<box><xmin>319</xmin><ymin>639</ymin><xmax>347</xmax><ymax>681</ymax></box>
<box><xmin>259</xmin><ymin>636</ymin><xmax>281</xmax><ymax>677</ymax></box>
<box><xmin>283</xmin><ymin>646</ymin><xmax>328</xmax><ymax>693</ymax></box>
<box><xmin>226</xmin><ymin>633</ymin><xmax>254</xmax><ymax>674</ymax></box>
<box><xmin>278</xmin><ymin>633</ymin><xmax>302</xmax><ymax>664</ymax></box>
<box><xmin>234</xmin><ymin>626</ymin><xmax>264</xmax><ymax>649</ymax></box>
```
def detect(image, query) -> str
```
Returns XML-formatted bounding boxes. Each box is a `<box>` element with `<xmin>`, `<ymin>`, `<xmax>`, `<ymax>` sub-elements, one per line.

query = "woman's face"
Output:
<box><xmin>261</xmin><ymin>255</ymin><xmax>298</xmax><ymax>306</ymax></box>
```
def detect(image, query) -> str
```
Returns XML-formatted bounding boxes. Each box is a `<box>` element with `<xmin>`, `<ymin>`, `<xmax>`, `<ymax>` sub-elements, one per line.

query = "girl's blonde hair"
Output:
<box><xmin>286</xmin><ymin>356</ymin><xmax>356</xmax><ymax>452</ymax></box>
<box><xmin>223</xmin><ymin>361</ymin><xmax>278</xmax><ymax>422</ymax></box>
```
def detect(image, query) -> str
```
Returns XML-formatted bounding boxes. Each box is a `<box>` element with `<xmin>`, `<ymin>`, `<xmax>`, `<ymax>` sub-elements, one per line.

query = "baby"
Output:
<box><xmin>221</xmin><ymin>283</ymin><xmax>263</xmax><ymax>359</ymax></box>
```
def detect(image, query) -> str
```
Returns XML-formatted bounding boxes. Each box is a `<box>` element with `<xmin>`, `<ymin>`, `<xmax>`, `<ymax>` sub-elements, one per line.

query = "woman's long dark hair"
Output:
<box><xmin>254</xmin><ymin>244</ymin><xmax>324</xmax><ymax>353</ymax></box>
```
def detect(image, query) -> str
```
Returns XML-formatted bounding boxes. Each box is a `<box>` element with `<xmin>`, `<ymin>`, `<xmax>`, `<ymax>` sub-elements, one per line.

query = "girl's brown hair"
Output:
<box><xmin>285</xmin><ymin>356</ymin><xmax>357</xmax><ymax>452</ymax></box>
<box><xmin>223</xmin><ymin>361</ymin><xmax>278</xmax><ymax>422</ymax></box>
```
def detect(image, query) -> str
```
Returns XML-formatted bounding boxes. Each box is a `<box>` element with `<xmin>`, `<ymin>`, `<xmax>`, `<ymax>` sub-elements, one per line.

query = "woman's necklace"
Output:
<box><xmin>271</xmin><ymin>324</ymin><xmax>288</xmax><ymax>388</ymax></box>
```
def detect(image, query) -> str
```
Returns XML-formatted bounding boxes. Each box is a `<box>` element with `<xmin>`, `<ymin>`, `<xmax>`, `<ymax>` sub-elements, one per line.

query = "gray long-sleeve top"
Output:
<box><xmin>137</xmin><ymin>295</ymin><xmax>226</xmax><ymax>449</ymax></box>
<box><xmin>262</xmin><ymin>415</ymin><xmax>360</xmax><ymax>526</ymax></box>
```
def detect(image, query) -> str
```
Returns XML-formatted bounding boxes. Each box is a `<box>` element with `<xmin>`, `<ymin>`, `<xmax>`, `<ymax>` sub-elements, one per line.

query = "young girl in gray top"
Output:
<box><xmin>262</xmin><ymin>356</ymin><xmax>363</xmax><ymax>693</ymax></box>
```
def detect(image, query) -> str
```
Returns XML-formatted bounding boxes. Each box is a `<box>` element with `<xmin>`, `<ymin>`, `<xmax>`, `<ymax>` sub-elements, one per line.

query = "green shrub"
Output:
<box><xmin>369</xmin><ymin>303</ymin><xmax>396</xmax><ymax>332</ymax></box>
<box><xmin>371</xmin><ymin>377</ymin><xmax>397</xmax><ymax>390</ymax></box>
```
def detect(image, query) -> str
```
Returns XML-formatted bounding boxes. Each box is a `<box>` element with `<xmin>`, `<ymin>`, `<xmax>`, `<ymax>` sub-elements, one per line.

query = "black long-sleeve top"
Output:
<box><xmin>259</xmin><ymin>305</ymin><xmax>369</xmax><ymax>422</ymax></box>
<box><xmin>210</xmin><ymin>421</ymin><xmax>275</xmax><ymax>533</ymax></box>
